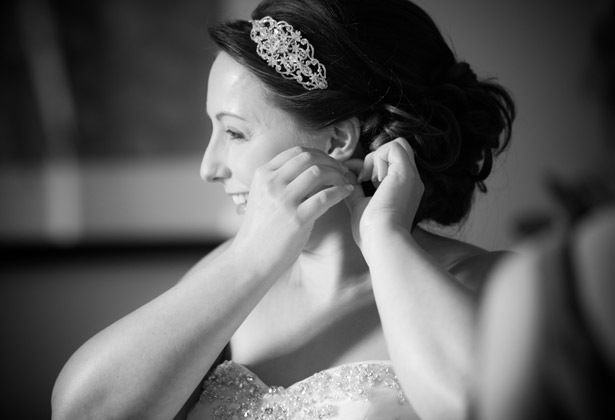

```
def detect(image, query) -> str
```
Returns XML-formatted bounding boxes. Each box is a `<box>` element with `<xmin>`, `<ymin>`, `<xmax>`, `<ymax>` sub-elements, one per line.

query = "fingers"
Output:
<box><xmin>287</xmin><ymin>155</ymin><xmax>354</xmax><ymax>220</ymax></box>
<box><xmin>373</xmin><ymin>154</ymin><xmax>389</xmax><ymax>183</ymax></box>
<box><xmin>342</xmin><ymin>168</ymin><xmax>367</xmax><ymax>211</ymax></box>
<box><xmin>358</xmin><ymin>153</ymin><xmax>374</xmax><ymax>183</ymax></box>
<box><xmin>266</xmin><ymin>146</ymin><xmax>347</xmax><ymax>177</ymax></box>
<box><xmin>287</xmin><ymin>164</ymin><xmax>351</xmax><ymax>202</ymax></box>
<box><xmin>264</xmin><ymin>146</ymin><xmax>306</xmax><ymax>170</ymax></box>
<box><xmin>393</xmin><ymin>137</ymin><xmax>414</xmax><ymax>157</ymax></box>
<box><xmin>268</xmin><ymin>147</ymin><xmax>352</xmax><ymax>204</ymax></box>
<box><xmin>250</xmin><ymin>139</ymin><xmax>417</xmax><ymax>226</ymax></box>
<box><xmin>357</xmin><ymin>137</ymin><xmax>416</xmax><ymax>183</ymax></box>
<box><xmin>252</xmin><ymin>146</ymin><xmax>353</xmax><ymax>224</ymax></box>
<box><xmin>389</xmin><ymin>138</ymin><xmax>417</xmax><ymax>172</ymax></box>
<box><xmin>298</xmin><ymin>184</ymin><xmax>354</xmax><ymax>222</ymax></box>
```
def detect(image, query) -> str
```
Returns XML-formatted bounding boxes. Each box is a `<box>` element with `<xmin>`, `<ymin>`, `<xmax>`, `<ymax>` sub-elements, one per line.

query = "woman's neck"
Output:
<box><xmin>293</xmin><ymin>203</ymin><xmax>370</xmax><ymax>303</ymax></box>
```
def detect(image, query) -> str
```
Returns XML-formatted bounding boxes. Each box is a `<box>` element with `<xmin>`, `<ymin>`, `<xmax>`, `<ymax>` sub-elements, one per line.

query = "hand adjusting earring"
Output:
<box><xmin>250</xmin><ymin>16</ymin><xmax>328</xmax><ymax>91</ymax></box>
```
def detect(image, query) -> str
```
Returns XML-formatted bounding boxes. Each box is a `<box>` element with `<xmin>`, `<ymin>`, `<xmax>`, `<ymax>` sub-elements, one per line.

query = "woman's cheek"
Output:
<box><xmin>233</xmin><ymin>138</ymin><xmax>300</xmax><ymax>187</ymax></box>
<box><xmin>233</xmin><ymin>157</ymin><xmax>256</xmax><ymax>188</ymax></box>
<box><xmin>234</xmin><ymin>150</ymin><xmax>270</xmax><ymax>188</ymax></box>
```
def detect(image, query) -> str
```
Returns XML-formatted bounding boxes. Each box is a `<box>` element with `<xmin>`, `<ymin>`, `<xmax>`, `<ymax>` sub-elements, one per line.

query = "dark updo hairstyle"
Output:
<box><xmin>209</xmin><ymin>0</ymin><xmax>515</xmax><ymax>226</ymax></box>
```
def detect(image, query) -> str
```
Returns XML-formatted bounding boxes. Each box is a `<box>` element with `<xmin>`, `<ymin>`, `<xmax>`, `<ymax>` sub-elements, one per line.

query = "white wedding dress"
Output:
<box><xmin>187</xmin><ymin>359</ymin><xmax>420</xmax><ymax>420</ymax></box>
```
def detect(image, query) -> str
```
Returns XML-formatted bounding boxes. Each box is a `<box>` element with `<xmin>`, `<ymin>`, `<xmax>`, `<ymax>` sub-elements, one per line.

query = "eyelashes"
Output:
<box><xmin>225</xmin><ymin>129</ymin><xmax>247</xmax><ymax>142</ymax></box>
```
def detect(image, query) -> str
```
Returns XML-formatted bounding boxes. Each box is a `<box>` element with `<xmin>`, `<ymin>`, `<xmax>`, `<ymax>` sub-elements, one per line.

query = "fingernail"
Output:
<box><xmin>345</xmin><ymin>184</ymin><xmax>355</xmax><ymax>191</ymax></box>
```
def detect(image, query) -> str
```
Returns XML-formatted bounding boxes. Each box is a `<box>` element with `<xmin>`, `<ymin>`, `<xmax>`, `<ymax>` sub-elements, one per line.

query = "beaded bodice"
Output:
<box><xmin>187</xmin><ymin>360</ymin><xmax>419</xmax><ymax>420</ymax></box>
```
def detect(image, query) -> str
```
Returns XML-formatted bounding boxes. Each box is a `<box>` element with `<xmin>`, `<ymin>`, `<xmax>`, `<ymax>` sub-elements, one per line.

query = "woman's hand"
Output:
<box><xmin>230</xmin><ymin>146</ymin><xmax>354</xmax><ymax>277</ymax></box>
<box><xmin>344</xmin><ymin>138</ymin><xmax>424</xmax><ymax>253</ymax></box>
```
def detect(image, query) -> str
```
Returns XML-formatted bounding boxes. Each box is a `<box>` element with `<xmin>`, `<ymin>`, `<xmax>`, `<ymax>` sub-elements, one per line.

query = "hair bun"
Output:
<box><xmin>442</xmin><ymin>62</ymin><xmax>477</xmax><ymax>86</ymax></box>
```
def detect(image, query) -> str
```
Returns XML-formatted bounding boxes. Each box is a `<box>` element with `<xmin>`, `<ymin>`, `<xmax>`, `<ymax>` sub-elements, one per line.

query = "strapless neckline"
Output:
<box><xmin>188</xmin><ymin>360</ymin><xmax>419</xmax><ymax>420</ymax></box>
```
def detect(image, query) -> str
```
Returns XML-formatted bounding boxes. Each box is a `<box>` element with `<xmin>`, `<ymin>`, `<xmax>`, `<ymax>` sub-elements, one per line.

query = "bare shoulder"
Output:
<box><xmin>415</xmin><ymin>227</ymin><xmax>517</xmax><ymax>291</ymax></box>
<box><xmin>178</xmin><ymin>238</ymin><xmax>234</xmax><ymax>283</ymax></box>
<box><xmin>476</xmin><ymin>224</ymin><xmax>572</xmax><ymax>300</ymax></box>
<box><xmin>448</xmin><ymin>249</ymin><xmax>516</xmax><ymax>292</ymax></box>
<box><xmin>480</xmin><ymin>239</ymin><xmax>548</xmax><ymax>302</ymax></box>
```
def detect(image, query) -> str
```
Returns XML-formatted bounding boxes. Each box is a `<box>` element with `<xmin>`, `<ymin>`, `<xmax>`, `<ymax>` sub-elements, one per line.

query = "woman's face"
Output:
<box><xmin>202</xmin><ymin>52</ymin><xmax>327</xmax><ymax>213</ymax></box>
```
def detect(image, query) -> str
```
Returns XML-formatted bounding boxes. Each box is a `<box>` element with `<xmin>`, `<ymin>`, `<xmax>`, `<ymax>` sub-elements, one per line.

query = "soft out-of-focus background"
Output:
<box><xmin>0</xmin><ymin>0</ymin><xmax>608</xmax><ymax>417</ymax></box>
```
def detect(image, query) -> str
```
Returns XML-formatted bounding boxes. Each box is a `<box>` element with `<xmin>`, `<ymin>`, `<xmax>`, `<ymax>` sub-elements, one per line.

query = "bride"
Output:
<box><xmin>51</xmin><ymin>1</ymin><xmax>515</xmax><ymax>419</ymax></box>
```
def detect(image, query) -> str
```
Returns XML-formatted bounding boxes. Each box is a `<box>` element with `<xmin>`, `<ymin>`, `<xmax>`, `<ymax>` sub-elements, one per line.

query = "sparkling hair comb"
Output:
<box><xmin>249</xmin><ymin>16</ymin><xmax>328</xmax><ymax>91</ymax></box>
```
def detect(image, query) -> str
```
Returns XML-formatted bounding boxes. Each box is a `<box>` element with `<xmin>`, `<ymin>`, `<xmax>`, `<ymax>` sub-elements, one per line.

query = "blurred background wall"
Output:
<box><xmin>0</xmin><ymin>0</ymin><xmax>609</xmax><ymax>418</ymax></box>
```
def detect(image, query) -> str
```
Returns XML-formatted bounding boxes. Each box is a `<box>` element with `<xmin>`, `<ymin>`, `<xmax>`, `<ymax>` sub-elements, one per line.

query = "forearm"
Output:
<box><xmin>364</xmin><ymin>226</ymin><xmax>475</xmax><ymax>419</ymax></box>
<box><xmin>52</xmin><ymin>247</ymin><xmax>276</xmax><ymax>420</ymax></box>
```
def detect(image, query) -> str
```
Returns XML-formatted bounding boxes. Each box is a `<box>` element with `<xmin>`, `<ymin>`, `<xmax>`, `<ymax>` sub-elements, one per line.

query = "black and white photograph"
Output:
<box><xmin>1</xmin><ymin>0</ymin><xmax>613</xmax><ymax>419</ymax></box>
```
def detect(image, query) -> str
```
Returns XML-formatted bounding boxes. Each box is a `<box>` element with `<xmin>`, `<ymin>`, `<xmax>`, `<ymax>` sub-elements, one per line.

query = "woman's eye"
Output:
<box><xmin>225</xmin><ymin>129</ymin><xmax>246</xmax><ymax>142</ymax></box>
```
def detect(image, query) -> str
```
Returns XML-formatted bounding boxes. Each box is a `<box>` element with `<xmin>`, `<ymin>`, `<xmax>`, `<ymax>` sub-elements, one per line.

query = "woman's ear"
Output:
<box><xmin>326</xmin><ymin>117</ymin><xmax>361</xmax><ymax>162</ymax></box>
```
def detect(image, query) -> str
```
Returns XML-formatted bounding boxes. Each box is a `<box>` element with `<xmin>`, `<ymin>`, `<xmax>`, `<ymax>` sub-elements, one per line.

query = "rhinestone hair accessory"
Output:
<box><xmin>249</xmin><ymin>16</ymin><xmax>328</xmax><ymax>91</ymax></box>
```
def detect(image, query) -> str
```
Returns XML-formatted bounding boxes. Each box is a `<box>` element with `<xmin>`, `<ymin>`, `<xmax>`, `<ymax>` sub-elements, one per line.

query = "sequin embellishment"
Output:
<box><xmin>199</xmin><ymin>361</ymin><xmax>408</xmax><ymax>420</ymax></box>
<box><xmin>250</xmin><ymin>16</ymin><xmax>328</xmax><ymax>91</ymax></box>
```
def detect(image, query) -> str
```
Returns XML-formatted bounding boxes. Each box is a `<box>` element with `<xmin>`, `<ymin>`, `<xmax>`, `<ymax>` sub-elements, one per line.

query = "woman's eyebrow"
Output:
<box><xmin>215</xmin><ymin>111</ymin><xmax>247</xmax><ymax>121</ymax></box>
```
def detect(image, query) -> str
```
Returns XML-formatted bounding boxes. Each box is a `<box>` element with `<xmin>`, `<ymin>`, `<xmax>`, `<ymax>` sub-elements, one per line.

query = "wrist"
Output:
<box><xmin>361</xmin><ymin>222</ymin><xmax>414</xmax><ymax>263</ymax></box>
<box><xmin>226</xmin><ymin>236</ymin><xmax>294</xmax><ymax>283</ymax></box>
<box><xmin>361</xmin><ymin>219</ymin><xmax>412</xmax><ymax>242</ymax></box>
<box><xmin>224</xmin><ymin>240</ymin><xmax>267</xmax><ymax>282</ymax></box>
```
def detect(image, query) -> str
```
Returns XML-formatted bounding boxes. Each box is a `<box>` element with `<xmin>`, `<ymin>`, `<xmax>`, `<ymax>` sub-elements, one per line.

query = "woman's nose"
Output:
<box><xmin>200</xmin><ymin>139</ymin><xmax>231</xmax><ymax>182</ymax></box>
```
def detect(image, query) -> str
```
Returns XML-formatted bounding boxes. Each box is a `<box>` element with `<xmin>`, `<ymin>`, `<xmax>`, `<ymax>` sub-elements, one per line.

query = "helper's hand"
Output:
<box><xmin>230</xmin><ymin>146</ymin><xmax>354</xmax><ymax>278</ymax></box>
<box><xmin>344</xmin><ymin>138</ymin><xmax>424</xmax><ymax>254</ymax></box>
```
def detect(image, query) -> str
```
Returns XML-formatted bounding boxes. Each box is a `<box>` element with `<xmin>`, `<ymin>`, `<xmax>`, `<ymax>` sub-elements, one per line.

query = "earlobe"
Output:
<box><xmin>327</xmin><ymin>117</ymin><xmax>361</xmax><ymax>162</ymax></box>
